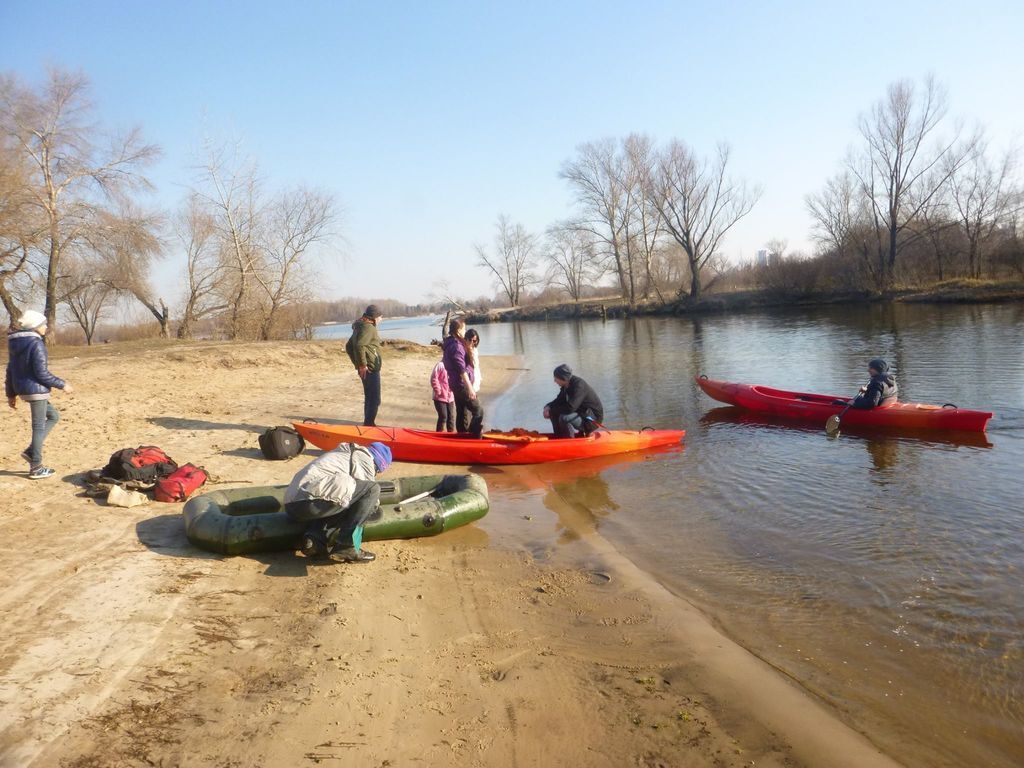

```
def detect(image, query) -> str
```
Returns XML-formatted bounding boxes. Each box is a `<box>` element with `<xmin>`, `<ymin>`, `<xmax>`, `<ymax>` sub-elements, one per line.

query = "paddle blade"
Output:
<box><xmin>825</xmin><ymin>414</ymin><xmax>842</xmax><ymax>435</ymax></box>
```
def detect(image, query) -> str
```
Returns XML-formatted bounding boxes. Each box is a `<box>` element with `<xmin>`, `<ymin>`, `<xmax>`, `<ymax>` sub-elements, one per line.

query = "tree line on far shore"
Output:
<box><xmin>476</xmin><ymin>75</ymin><xmax>1024</xmax><ymax>308</ymax></box>
<box><xmin>3</xmin><ymin>68</ymin><xmax>1022</xmax><ymax>346</ymax></box>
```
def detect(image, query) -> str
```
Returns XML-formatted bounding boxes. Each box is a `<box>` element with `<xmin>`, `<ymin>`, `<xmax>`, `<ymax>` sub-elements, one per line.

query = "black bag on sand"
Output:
<box><xmin>259</xmin><ymin>426</ymin><xmax>305</xmax><ymax>460</ymax></box>
<box><xmin>102</xmin><ymin>446</ymin><xmax>178</xmax><ymax>483</ymax></box>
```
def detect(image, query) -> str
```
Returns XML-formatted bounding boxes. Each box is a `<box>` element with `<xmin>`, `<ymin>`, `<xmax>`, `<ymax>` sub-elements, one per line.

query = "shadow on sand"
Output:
<box><xmin>148</xmin><ymin>416</ymin><xmax>266</xmax><ymax>433</ymax></box>
<box><xmin>135</xmin><ymin>513</ymin><xmax>311</xmax><ymax>577</ymax></box>
<box><xmin>219</xmin><ymin>447</ymin><xmax>265</xmax><ymax>459</ymax></box>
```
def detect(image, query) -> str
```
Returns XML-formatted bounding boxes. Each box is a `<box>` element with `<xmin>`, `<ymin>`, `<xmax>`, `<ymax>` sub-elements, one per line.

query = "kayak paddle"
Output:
<box><xmin>825</xmin><ymin>395</ymin><xmax>857</xmax><ymax>435</ymax></box>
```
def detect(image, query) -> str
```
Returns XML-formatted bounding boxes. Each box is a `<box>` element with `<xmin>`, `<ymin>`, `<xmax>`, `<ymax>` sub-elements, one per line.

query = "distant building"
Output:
<box><xmin>756</xmin><ymin>249</ymin><xmax>769</xmax><ymax>267</ymax></box>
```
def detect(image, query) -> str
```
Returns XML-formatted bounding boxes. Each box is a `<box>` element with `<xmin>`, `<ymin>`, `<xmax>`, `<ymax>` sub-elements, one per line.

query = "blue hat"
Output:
<box><xmin>367</xmin><ymin>442</ymin><xmax>392</xmax><ymax>473</ymax></box>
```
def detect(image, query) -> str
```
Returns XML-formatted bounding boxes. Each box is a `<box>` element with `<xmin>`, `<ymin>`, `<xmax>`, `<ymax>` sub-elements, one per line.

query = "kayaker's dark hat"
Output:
<box><xmin>868</xmin><ymin>358</ymin><xmax>889</xmax><ymax>374</ymax></box>
<box><xmin>553</xmin><ymin>364</ymin><xmax>573</xmax><ymax>381</ymax></box>
<box><xmin>364</xmin><ymin>304</ymin><xmax>383</xmax><ymax>319</ymax></box>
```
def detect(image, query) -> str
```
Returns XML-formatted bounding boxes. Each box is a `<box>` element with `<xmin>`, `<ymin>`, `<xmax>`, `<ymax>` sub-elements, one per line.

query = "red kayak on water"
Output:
<box><xmin>292</xmin><ymin>423</ymin><xmax>686</xmax><ymax>465</ymax></box>
<box><xmin>696</xmin><ymin>376</ymin><xmax>993</xmax><ymax>432</ymax></box>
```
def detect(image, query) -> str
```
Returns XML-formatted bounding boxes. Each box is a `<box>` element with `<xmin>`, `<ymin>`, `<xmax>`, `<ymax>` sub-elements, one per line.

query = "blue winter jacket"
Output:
<box><xmin>5</xmin><ymin>330</ymin><xmax>65</xmax><ymax>399</ymax></box>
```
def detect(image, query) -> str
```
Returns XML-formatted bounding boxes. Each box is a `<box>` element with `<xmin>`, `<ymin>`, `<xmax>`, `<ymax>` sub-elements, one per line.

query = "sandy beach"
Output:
<box><xmin>0</xmin><ymin>339</ymin><xmax>903</xmax><ymax>767</ymax></box>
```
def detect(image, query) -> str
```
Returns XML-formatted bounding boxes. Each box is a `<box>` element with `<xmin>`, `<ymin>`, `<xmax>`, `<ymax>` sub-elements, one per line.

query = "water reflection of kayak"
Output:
<box><xmin>697</xmin><ymin>376</ymin><xmax>994</xmax><ymax>433</ymax></box>
<box><xmin>700</xmin><ymin>406</ymin><xmax>994</xmax><ymax>449</ymax></box>
<box><xmin>476</xmin><ymin>443</ymin><xmax>683</xmax><ymax>493</ymax></box>
<box><xmin>293</xmin><ymin>422</ymin><xmax>686</xmax><ymax>465</ymax></box>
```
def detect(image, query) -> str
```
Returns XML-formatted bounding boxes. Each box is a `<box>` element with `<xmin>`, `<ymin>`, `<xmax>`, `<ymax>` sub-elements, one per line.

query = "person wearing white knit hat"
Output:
<box><xmin>6</xmin><ymin>310</ymin><xmax>74</xmax><ymax>479</ymax></box>
<box><xmin>17</xmin><ymin>310</ymin><xmax>46</xmax><ymax>330</ymax></box>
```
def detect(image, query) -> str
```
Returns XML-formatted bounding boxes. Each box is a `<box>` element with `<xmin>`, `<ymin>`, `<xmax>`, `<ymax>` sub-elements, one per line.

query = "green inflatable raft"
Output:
<box><xmin>183</xmin><ymin>474</ymin><xmax>489</xmax><ymax>556</ymax></box>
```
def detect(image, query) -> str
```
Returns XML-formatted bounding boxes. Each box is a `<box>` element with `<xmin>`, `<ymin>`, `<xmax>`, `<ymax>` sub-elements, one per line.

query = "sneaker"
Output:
<box><xmin>20</xmin><ymin>448</ymin><xmax>33</xmax><ymax>463</ymax></box>
<box><xmin>28</xmin><ymin>466</ymin><xmax>56</xmax><ymax>480</ymax></box>
<box><xmin>332</xmin><ymin>547</ymin><xmax>376</xmax><ymax>563</ymax></box>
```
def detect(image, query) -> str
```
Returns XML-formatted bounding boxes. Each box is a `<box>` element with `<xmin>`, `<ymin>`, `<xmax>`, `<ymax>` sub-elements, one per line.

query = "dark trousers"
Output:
<box><xmin>286</xmin><ymin>480</ymin><xmax>381</xmax><ymax>550</ymax></box>
<box><xmin>454</xmin><ymin>388</ymin><xmax>484</xmax><ymax>437</ymax></box>
<box><xmin>433</xmin><ymin>399</ymin><xmax>455</xmax><ymax>432</ymax></box>
<box><xmin>361</xmin><ymin>370</ymin><xmax>381</xmax><ymax>426</ymax></box>
<box><xmin>27</xmin><ymin>400</ymin><xmax>60</xmax><ymax>467</ymax></box>
<box><xmin>548</xmin><ymin>404</ymin><xmax>598</xmax><ymax>438</ymax></box>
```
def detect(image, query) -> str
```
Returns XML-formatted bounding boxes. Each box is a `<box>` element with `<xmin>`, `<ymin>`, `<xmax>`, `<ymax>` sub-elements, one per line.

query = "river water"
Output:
<box><xmin>318</xmin><ymin>304</ymin><xmax>1023</xmax><ymax>766</ymax></box>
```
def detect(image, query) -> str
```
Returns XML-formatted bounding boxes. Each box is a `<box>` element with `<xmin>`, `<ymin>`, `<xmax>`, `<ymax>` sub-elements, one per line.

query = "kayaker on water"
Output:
<box><xmin>443</xmin><ymin>318</ymin><xmax>484</xmax><ymax>437</ymax></box>
<box><xmin>284</xmin><ymin>441</ymin><xmax>392</xmax><ymax>563</ymax></box>
<box><xmin>851</xmin><ymin>358</ymin><xmax>898</xmax><ymax>409</ymax></box>
<box><xmin>544</xmin><ymin>364</ymin><xmax>604</xmax><ymax>438</ymax></box>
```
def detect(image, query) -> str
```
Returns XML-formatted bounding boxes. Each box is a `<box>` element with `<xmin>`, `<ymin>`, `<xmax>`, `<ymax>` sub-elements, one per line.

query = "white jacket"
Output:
<box><xmin>469</xmin><ymin>348</ymin><xmax>483</xmax><ymax>394</ymax></box>
<box><xmin>284</xmin><ymin>443</ymin><xmax>376</xmax><ymax>508</ymax></box>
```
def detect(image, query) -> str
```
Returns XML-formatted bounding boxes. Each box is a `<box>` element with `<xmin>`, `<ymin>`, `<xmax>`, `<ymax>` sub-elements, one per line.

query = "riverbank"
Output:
<box><xmin>463</xmin><ymin>278</ymin><xmax>1024</xmax><ymax>324</ymax></box>
<box><xmin>1</xmin><ymin>340</ymin><xmax>899</xmax><ymax>767</ymax></box>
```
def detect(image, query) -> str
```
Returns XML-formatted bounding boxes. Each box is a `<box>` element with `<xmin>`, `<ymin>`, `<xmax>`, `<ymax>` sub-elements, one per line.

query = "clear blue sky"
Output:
<box><xmin>2</xmin><ymin>0</ymin><xmax>1022</xmax><ymax>305</ymax></box>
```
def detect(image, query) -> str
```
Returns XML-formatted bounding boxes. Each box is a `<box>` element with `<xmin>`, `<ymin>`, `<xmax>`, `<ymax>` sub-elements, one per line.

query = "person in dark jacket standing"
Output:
<box><xmin>544</xmin><ymin>364</ymin><xmax>604</xmax><ymax>437</ymax></box>
<box><xmin>5</xmin><ymin>310</ymin><xmax>74</xmax><ymax>479</ymax></box>
<box><xmin>345</xmin><ymin>305</ymin><xmax>383</xmax><ymax>426</ymax></box>
<box><xmin>851</xmin><ymin>358</ymin><xmax>898</xmax><ymax>409</ymax></box>
<box><xmin>442</xmin><ymin>318</ymin><xmax>484</xmax><ymax>437</ymax></box>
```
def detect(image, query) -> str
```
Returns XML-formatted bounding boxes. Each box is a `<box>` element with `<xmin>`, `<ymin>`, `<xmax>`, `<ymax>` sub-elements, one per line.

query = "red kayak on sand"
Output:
<box><xmin>696</xmin><ymin>376</ymin><xmax>993</xmax><ymax>433</ymax></box>
<box><xmin>292</xmin><ymin>423</ymin><xmax>686</xmax><ymax>465</ymax></box>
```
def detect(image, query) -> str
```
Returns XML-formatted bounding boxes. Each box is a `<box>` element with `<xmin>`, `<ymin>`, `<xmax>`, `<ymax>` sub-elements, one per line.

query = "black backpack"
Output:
<box><xmin>258</xmin><ymin>426</ymin><xmax>305</xmax><ymax>460</ymax></box>
<box><xmin>102</xmin><ymin>446</ymin><xmax>179</xmax><ymax>483</ymax></box>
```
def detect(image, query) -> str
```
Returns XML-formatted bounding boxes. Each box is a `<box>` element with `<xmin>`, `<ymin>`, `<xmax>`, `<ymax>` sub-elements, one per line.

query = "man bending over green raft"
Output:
<box><xmin>284</xmin><ymin>442</ymin><xmax>392</xmax><ymax>563</ymax></box>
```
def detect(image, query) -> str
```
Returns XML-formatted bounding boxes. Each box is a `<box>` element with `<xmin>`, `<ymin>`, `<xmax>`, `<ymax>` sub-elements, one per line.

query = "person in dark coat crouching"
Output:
<box><xmin>851</xmin><ymin>358</ymin><xmax>898</xmax><ymax>409</ymax></box>
<box><xmin>544</xmin><ymin>364</ymin><xmax>604</xmax><ymax>437</ymax></box>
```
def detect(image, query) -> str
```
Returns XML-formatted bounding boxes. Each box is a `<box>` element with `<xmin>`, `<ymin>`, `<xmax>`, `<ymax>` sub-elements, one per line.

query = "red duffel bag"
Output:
<box><xmin>154</xmin><ymin>464</ymin><xmax>209</xmax><ymax>503</ymax></box>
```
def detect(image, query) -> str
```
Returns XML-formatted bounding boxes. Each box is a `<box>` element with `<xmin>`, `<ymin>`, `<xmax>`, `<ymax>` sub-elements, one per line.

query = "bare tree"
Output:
<box><xmin>622</xmin><ymin>134</ymin><xmax>664</xmax><ymax>301</ymax></box>
<box><xmin>0</xmin><ymin>68</ymin><xmax>159</xmax><ymax>332</ymax></box>
<box><xmin>650</xmin><ymin>141</ymin><xmax>761</xmax><ymax>300</ymax></box>
<box><xmin>765</xmin><ymin>237</ymin><xmax>786</xmax><ymax>262</ymax></box>
<box><xmin>192</xmin><ymin>140</ymin><xmax>263</xmax><ymax>340</ymax></box>
<box><xmin>475</xmin><ymin>214</ymin><xmax>537</xmax><ymax>307</ymax></box>
<box><xmin>560</xmin><ymin>139</ymin><xmax>636</xmax><ymax>303</ymax></box>
<box><xmin>545</xmin><ymin>222</ymin><xmax>603</xmax><ymax>301</ymax></box>
<box><xmin>0</xmin><ymin>128</ymin><xmax>42</xmax><ymax>324</ymax></box>
<box><xmin>848</xmin><ymin>76</ymin><xmax>974</xmax><ymax>287</ymax></box>
<box><xmin>253</xmin><ymin>186</ymin><xmax>337</xmax><ymax>340</ymax></box>
<box><xmin>87</xmin><ymin>205</ymin><xmax>170</xmax><ymax>336</ymax></box>
<box><xmin>807</xmin><ymin>171</ymin><xmax>859</xmax><ymax>257</ymax></box>
<box><xmin>949</xmin><ymin>142</ymin><xmax>1022</xmax><ymax>279</ymax></box>
<box><xmin>429</xmin><ymin>280</ymin><xmax>469</xmax><ymax>316</ymax></box>
<box><xmin>910</xmin><ymin>186</ymin><xmax>960</xmax><ymax>282</ymax></box>
<box><xmin>765</xmin><ymin>239</ymin><xmax>786</xmax><ymax>268</ymax></box>
<box><xmin>174</xmin><ymin>193</ymin><xmax>224</xmax><ymax>339</ymax></box>
<box><xmin>60</xmin><ymin>255</ymin><xmax>114</xmax><ymax>344</ymax></box>
<box><xmin>806</xmin><ymin>170</ymin><xmax>882</xmax><ymax>285</ymax></box>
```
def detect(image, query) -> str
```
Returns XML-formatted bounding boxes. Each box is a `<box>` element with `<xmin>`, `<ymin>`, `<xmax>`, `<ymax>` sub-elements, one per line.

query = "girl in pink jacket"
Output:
<box><xmin>430</xmin><ymin>361</ymin><xmax>455</xmax><ymax>432</ymax></box>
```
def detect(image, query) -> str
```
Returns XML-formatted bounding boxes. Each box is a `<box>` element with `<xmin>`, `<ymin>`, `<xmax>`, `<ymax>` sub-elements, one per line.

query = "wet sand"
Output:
<box><xmin>0</xmin><ymin>340</ymin><xmax>901</xmax><ymax>767</ymax></box>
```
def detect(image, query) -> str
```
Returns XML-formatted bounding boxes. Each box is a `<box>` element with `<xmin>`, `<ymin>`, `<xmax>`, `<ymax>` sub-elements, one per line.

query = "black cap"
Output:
<box><xmin>364</xmin><ymin>304</ymin><xmax>382</xmax><ymax>319</ymax></box>
<box><xmin>553</xmin><ymin>363</ymin><xmax>573</xmax><ymax>380</ymax></box>
<box><xmin>868</xmin><ymin>358</ymin><xmax>889</xmax><ymax>374</ymax></box>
